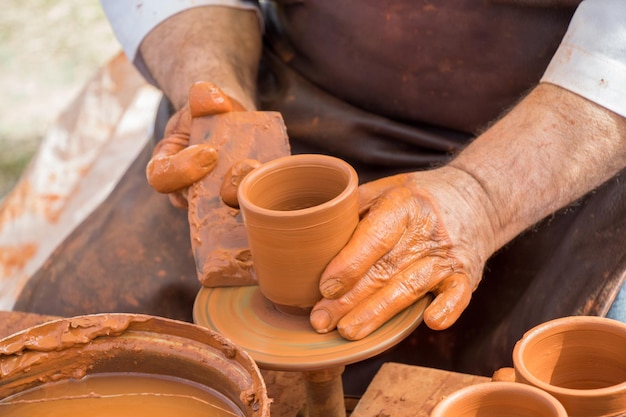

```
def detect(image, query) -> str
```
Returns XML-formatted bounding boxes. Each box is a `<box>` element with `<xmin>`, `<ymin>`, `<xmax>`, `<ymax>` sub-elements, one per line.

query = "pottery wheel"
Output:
<box><xmin>193</xmin><ymin>286</ymin><xmax>431</xmax><ymax>371</ymax></box>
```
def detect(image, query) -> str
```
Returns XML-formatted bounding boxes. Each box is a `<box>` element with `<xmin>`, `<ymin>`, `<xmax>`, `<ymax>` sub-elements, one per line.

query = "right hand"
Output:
<box><xmin>310</xmin><ymin>168</ymin><xmax>495</xmax><ymax>340</ymax></box>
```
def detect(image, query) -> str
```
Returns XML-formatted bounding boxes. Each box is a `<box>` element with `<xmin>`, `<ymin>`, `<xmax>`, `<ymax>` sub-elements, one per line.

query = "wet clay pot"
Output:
<box><xmin>237</xmin><ymin>154</ymin><xmax>359</xmax><ymax>313</ymax></box>
<box><xmin>496</xmin><ymin>316</ymin><xmax>626</xmax><ymax>417</ymax></box>
<box><xmin>0</xmin><ymin>313</ymin><xmax>270</xmax><ymax>417</ymax></box>
<box><xmin>429</xmin><ymin>381</ymin><xmax>567</xmax><ymax>417</ymax></box>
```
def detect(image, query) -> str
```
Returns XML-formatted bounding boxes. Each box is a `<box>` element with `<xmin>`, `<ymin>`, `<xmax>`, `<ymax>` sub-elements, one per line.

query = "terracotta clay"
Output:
<box><xmin>0</xmin><ymin>314</ymin><xmax>270</xmax><ymax>417</ymax></box>
<box><xmin>146</xmin><ymin>81</ymin><xmax>244</xmax><ymax>198</ymax></box>
<box><xmin>236</xmin><ymin>154</ymin><xmax>359</xmax><ymax>312</ymax></box>
<box><xmin>193</xmin><ymin>286</ymin><xmax>431</xmax><ymax>371</ymax></box>
<box><xmin>0</xmin><ymin>373</ymin><xmax>241</xmax><ymax>417</ymax></box>
<box><xmin>187</xmin><ymin>111</ymin><xmax>290</xmax><ymax>287</ymax></box>
<box><xmin>220</xmin><ymin>159</ymin><xmax>262</xmax><ymax>208</ymax></box>
<box><xmin>188</xmin><ymin>81</ymin><xmax>241</xmax><ymax>116</ymax></box>
<box><xmin>430</xmin><ymin>381</ymin><xmax>567</xmax><ymax>417</ymax></box>
<box><xmin>146</xmin><ymin>140</ymin><xmax>219</xmax><ymax>195</ymax></box>
<box><xmin>505</xmin><ymin>316</ymin><xmax>626</xmax><ymax>417</ymax></box>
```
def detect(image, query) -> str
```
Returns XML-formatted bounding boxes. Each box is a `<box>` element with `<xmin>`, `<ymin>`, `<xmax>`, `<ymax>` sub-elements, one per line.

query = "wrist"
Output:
<box><xmin>404</xmin><ymin>167</ymin><xmax>498</xmax><ymax>278</ymax></box>
<box><xmin>447</xmin><ymin>84</ymin><xmax>626</xmax><ymax>253</ymax></box>
<box><xmin>139</xmin><ymin>6</ymin><xmax>261</xmax><ymax>111</ymax></box>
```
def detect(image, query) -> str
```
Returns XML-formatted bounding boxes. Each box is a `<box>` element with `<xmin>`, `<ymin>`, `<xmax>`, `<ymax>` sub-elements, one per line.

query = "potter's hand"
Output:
<box><xmin>167</xmin><ymin>85</ymin><xmax>290</xmax><ymax>288</ymax></box>
<box><xmin>310</xmin><ymin>169</ymin><xmax>494</xmax><ymax>340</ymax></box>
<box><xmin>146</xmin><ymin>81</ymin><xmax>245</xmax><ymax>208</ymax></box>
<box><xmin>145</xmin><ymin>81</ymin><xmax>290</xmax><ymax>288</ymax></box>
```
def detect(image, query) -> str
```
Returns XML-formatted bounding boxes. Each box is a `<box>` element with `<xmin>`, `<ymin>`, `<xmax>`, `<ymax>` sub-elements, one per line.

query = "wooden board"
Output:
<box><xmin>351</xmin><ymin>362</ymin><xmax>490</xmax><ymax>416</ymax></box>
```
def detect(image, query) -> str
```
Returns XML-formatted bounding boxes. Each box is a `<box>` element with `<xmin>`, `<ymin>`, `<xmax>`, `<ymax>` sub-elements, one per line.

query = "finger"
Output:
<box><xmin>146</xmin><ymin>109</ymin><xmax>194</xmax><ymax>192</ymax></box>
<box><xmin>147</xmin><ymin>144</ymin><xmax>218</xmax><ymax>193</ymax></box>
<box><xmin>151</xmin><ymin>135</ymin><xmax>189</xmax><ymax>160</ymax></box>
<box><xmin>319</xmin><ymin>187</ymin><xmax>412</xmax><ymax>298</ymax></box>
<box><xmin>220</xmin><ymin>159</ymin><xmax>261</xmax><ymax>208</ymax></box>
<box><xmin>168</xmin><ymin>191</ymin><xmax>189</xmax><ymax>209</ymax></box>
<box><xmin>357</xmin><ymin>174</ymin><xmax>407</xmax><ymax>215</ymax></box>
<box><xmin>423</xmin><ymin>273</ymin><xmax>472</xmax><ymax>330</ymax></box>
<box><xmin>161</xmin><ymin>108</ymin><xmax>192</xmax><ymax>151</ymax></box>
<box><xmin>335</xmin><ymin>256</ymin><xmax>440</xmax><ymax>340</ymax></box>
<box><xmin>311</xmin><ymin>272</ymin><xmax>385</xmax><ymax>335</ymax></box>
<box><xmin>311</xmin><ymin>254</ymin><xmax>436</xmax><ymax>336</ymax></box>
<box><xmin>188</xmin><ymin>81</ymin><xmax>244</xmax><ymax>116</ymax></box>
<box><xmin>200</xmin><ymin>247</ymin><xmax>257</xmax><ymax>287</ymax></box>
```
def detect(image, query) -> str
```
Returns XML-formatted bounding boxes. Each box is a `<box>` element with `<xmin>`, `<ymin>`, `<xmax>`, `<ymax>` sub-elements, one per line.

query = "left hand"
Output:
<box><xmin>146</xmin><ymin>81</ymin><xmax>244</xmax><ymax>208</ymax></box>
<box><xmin>146</xmin><ymin>81</ymin><xmax>291</xmax><ymax>287</ymax></box>
<box><xmin>310</xmin><ymin>168</ymin><xmax>495</xmax><ymax>340</ymax></box>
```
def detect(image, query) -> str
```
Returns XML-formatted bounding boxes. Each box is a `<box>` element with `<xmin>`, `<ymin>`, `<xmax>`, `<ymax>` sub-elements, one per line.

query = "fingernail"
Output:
<box><xmin>310</xmin><ymin>310</ymin><xmax>331</xmax><ymax>332</ymax></box>
<box><xmin>338</xmin><ymin>323</ymin><xmax>361</xmax><ymax>341</ymax></box>
<box><xmin>319</xmin><ymin>279</ymin><xmax>343</xmax><ymax>297</ymax></box>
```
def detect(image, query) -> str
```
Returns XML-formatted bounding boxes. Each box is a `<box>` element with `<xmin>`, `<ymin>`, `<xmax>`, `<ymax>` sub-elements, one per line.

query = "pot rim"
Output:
<box><xmin>237</xmin><ymin>154</ymin><xmax>358</xmax><ymax>219</ymax></box>
<box><xmin>0</xmin><ymin>313</ymin><xmax>270</xmax><ymax>417</ymax></box>
<box><xmin>513</xmin><ymin>316</ymin><xmax>626</xmax><ymax>397</ymax></box>
<box><xmin>431</xmin><ymin>381</ymin><xmax>568</xmax><ymax>416</ymax></box>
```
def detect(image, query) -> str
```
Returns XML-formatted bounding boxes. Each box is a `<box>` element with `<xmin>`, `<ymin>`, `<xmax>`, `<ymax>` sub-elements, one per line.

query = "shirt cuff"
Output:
<box><xmin>100</xmin><ymin>0</ymin><xmax>262</xmax><ymax>85</ymax></box>
<box><xmin>541</xmin><ymin>0</ymin><xmax>626</xmax><ymax>118</ymax></box>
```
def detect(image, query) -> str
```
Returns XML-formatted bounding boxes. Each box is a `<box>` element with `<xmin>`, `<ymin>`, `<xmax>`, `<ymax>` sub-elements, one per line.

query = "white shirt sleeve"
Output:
<box><xmin>541</xmin><ymin>0</ymin><xmax>626</xmax><ymax>118</ymax></box>
<box><xmin>100</xmin><ymin>0</ymin><xmax>262</xmax><ymax>85</ymax></box>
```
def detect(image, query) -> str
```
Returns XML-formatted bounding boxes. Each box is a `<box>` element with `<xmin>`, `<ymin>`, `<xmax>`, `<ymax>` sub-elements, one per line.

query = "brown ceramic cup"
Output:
<box><xmin>237</xmin><ymin>154</ymin><xmax>359</xmax><ymax>314</ymax></box>
<box><xmin>429</xmin><ymin>381</ymin><xmax>568</xmax><ymax>417</ymax></box>
<box><xmin>494</xmin><ymin>316</ymin><xmax>626</xmax><ymax>416</ymax></box>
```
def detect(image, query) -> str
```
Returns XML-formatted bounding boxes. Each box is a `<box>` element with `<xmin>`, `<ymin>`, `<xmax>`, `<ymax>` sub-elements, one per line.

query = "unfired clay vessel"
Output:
<box><xmin>0</xmin><ymin>313</ymin><xmax>269</xmax><ymax>417</ymax></box>
<box><xmin>495</xmin><ymin>316</ymin><xmax>626</xmax><ymax>417</ymax></box>
<box><xmin>429</xmin><ymin>381</ymin><xmax>567</xmax><ymax>417</ymax></box>
<box><xmin>237</xmin><ymin>154</ymin><xmax>359</xmax><ymax>313</ymax></box>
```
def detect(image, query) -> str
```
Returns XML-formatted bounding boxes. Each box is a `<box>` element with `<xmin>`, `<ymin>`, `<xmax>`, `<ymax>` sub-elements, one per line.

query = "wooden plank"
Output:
<box><xmin>351</xmin><ymin>362</ymin><xmax>490</xmax><ymax>416</ymax></box>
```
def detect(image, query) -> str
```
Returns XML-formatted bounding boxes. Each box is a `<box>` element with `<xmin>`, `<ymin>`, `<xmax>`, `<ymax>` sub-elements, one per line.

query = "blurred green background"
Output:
<box><xmin>0</xmin><ymin>0</ymin><xmax>119</xmax><ymax>198</ymax></box>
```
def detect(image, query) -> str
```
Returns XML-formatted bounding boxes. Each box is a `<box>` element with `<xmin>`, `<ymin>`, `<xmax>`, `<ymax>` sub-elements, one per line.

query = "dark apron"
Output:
<box><xmin>16</xmin><ymin>0</ymin><xmax>625</xmax><ymax>394</ymax></box>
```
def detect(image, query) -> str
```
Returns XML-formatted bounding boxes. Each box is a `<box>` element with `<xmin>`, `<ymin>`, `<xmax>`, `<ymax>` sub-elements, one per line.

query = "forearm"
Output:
<box><xmin>139</xmin><ymin>6</ymin><xmax>262</xmax><ymax>110</ymax></box>
<box><xmin>448</xmin><ymin>83</ymin><xmax>626</xmax><ymax>254</ymax></box>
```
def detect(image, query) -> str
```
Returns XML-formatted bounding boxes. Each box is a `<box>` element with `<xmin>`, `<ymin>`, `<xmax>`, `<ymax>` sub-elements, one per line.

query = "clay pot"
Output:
<box><xmin>237</xmin><ymin>154</ymin><xmax>359</xmax><ymax>313</ymax></box>
<box><xmin>0</xmin><ymin>313</ymin><xmax>270</xmax><ymax>417</ymax></box>
<box><xmin>495</xmin><ymin>316</ymin><xmax>626</xmax><ymax>417</ymax></box>
<box><xmin>430</xmin><ymin>381</ymin><xmax>567</xmax><ymax>417</ymax></box>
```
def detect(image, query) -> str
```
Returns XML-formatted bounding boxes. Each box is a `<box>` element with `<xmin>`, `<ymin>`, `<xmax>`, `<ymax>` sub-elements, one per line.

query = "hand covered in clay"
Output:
<box><xmin>310</xmin><ymin>168</ymin><xmax>494</xmax><ymax>340</ymax></box>
<box><xmin>146</xmin><ymin>82</ymin><xmax>247</xmax><ymax>208</ymax></box>
<box><xmin>147</xmin><ymin>82</ymin><xmax>291</xmax><ymax>287</ymax></box>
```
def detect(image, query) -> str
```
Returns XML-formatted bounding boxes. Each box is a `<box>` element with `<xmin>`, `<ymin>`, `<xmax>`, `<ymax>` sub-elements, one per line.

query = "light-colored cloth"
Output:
<box><xmin>608</xmin><ymin>282</ymin><xmax>626</xmax><ymax>322</ymax></box>
<box><xmin>541</xmin><ymin>0</ymin><xmax>626</xmax><ymax>118</ymax></box>
<box><xmin>100</xmin><ymin>0</ymin><xmax>262</xmax><ymax>85</ymax></box>
<box><xmin>0</xmin><ymin>53</ymin><xmax>161</xmax><ymax>310</ymax></box>
<box><xmin>540</xmin><ymin>0</ymin><xmax>626</xmax><ymax>319</ymax></box>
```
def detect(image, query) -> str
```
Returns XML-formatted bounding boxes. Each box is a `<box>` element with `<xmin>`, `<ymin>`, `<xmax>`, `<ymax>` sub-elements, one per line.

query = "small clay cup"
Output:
<box><xmin>496</xmin><ymin>316</ymin><xmax>626</xmax><ymax>416</ymax></box>
<box><xmin>430</xmin><ymin>381</ymin><xmax>568</xmax><ymax>417</ymax></box>
<box><xmin>237</xmin><ymin>154</ymin><xmax>359</xmax><ymax>313</ymax></box>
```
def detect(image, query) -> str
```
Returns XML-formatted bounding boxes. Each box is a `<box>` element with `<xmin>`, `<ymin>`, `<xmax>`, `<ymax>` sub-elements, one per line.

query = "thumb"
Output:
<box><xmin>188</xmin><ymin>81</ymin><xmax>245</xmax><ymax>116</ymax></box>
<box><xmin>358</xmin><ymin>174</ymin><xmax>409</xmax><ymax>214</ymax></box>
<box><xmin>220</xmin><ymin>159</ymin><xmax>261</xmax><ymax>208</ymax></box>
<box><xmin>147</xmin><ymin>143</ymin><xmax>219</xmax><ymax>193</ymax></box>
